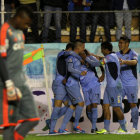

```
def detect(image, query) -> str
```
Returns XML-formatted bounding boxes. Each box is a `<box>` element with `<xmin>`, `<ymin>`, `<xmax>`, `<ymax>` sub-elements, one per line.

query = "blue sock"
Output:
<box><xmin>87</xmin><ymin>111</ymin><xmax>92</xmax><ymax>122</ymax></box>
<box><xmin>50</xmin><ymin>107</ymin><xmax>61</xmax><ymax>132</ymax></box>
<box><xmin>118</xmin><ymin>119</ymin><xmax>127</xmax><ymax>131</ymax></box>
<box><xmin>60</xmin><ymin>108</ymin><xmax>74</xmax><ymax>130</ymax></box>
<box><xmin>92</xmin><ymin>108</ymin><xmax>98</xmax><ymax>130</ymax></box>
<box><xmin>131</xmin><ymin>106</ymin><xmax>139</xmax><ymax>129</ymax></box>
<box><xmin>104</xmin><ymin>120</ymin><xmax>110</xmax><ymax>131</ymax></box>
<box><xmin>58</xmin><ymin>106</ymin><xmax>68</xmax><ymax>119</ymax></box>
<box><xmin>74</xmin><ymin>106</ymin><xmax>83</xmax><ymax>128</ymax></box>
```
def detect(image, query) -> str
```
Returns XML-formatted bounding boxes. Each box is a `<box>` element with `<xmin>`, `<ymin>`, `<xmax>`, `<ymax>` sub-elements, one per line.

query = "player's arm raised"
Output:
<box><xmin>85</xmin><ymin>56</ymin><xmax>101</xmax><ymax>67</ymax></box>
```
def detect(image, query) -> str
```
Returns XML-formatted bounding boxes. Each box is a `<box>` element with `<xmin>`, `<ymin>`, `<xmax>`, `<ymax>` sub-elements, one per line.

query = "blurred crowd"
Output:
<box><xmin>0</xmin><ymin>0</ymin><xmax>140</xmax><ymax>43</ymax></box>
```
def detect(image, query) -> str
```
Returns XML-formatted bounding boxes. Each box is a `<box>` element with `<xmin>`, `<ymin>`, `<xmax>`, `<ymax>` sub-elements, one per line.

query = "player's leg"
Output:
<box><xmin>74</xmin><ymin>101</ymin><xmax>84</xmax><ymax>128</ymax></box>
<box><xmin>125</xmin><ymin>86</ymin><xmax>139</xmax><ymax>131</ymax></box>
<box><xmin>83</xmin><ymin>89</ymin><xmax>92</xmax><ymax>122</ymax></box>
<box><xmin>91</xmin><ymin>103</ymin><xmax>98</xmax><ymax>132</ymax></box>
<box><xmin>109</xmin><ymin>87</ymin><xmax>127</xmax><ymax>132</ymax></box>
<box><xmin>14</xmin><ymin>121</ymin><xmax>39</xmax><ymax>140</ymax></box>
<box><xmin>50</xmin><ymin>81</ymin><xmax>67</xmax><ymax>133</ymax></box>
<box><xmin>57</xmin><ymin>100</ymin><xmax>69</xmax><ymax>119</ymax></box>
<box><xmin>3</xmin><ymin>126</ymin><xmax>15</xmax><ymax>140</ymax></box>
<box><xmin>59</xmin><ymin>104</ymin><xmax>75</xmax><ymax>131</ymax></box>
<box><xmin>103</xmin><ymin>104</ymin><xmax>111</xmax><ymax>132</ymax></box>
<box><xmin>91</xmin><ymin>85</ymin><xmax>101</xmax><ymax>132</ymax></box>
<box><xmin>86</xmin><ymin>105</ymin><xmax>92</xmax><ymax>122</ymax></box>
<box><xmin>103</xmin><ymin>88</ymin><xmax>111</xmax><ymax>132</ymax></box>
<box><xmin>113</xmin><ymin>107</ymin><xmax>127</xmax><ymax>132</ymax></box>
<box><xmin>66</xmin><ymin>84</ymin><xmax>85</xmax><ymax>133</ymax></box>
<box><xmin>17</xmin><ymin>85</ymin><xmax>40</xmax><ymax>138</ymax></box>
<box><xmin>96</xmin><ymin>87</ymin><xmax>111</xmax><ymax>134</ymax></box>
<box><xmin>49</xmin><ymin>100</ymin><xmax>63</xmax><ymax>133</ymax></box>
<box><xmin>130</xmin><ymin>103</ymin><xmax>139</xmax><ymax>130</ymax></box>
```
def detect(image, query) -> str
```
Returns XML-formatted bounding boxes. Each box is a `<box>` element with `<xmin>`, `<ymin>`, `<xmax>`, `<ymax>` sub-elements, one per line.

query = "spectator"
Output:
<box><xmin>69</xmin><ymin>0</ymin><xmax>91</xmax><ymax>42</ymax></box>
<box><xmin>113</xmin><ymin>0</ymin><xmax>137</xmax><ymax>41</ymax></box>
<box><xmin>41</xmin><ymin>0</ymin><xmax>65</xmax><ymax>43</ymax></box>
<box><xmin>90</xmin><ymin>0</ymin><xmax>112</xmax><ymax>42</ymax></box>
<box><xmin>19</xmin><ymin>0</ymin><xmax>40</xmax><ymax>43</ymax></box>
<box><xmin>0</xmin><ymin>0</ymin><xmax>16</xmax><ymax>26</ymax></box>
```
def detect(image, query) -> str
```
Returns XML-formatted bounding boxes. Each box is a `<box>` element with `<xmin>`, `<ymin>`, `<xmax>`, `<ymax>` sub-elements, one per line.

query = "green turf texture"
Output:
<box><xmin>1</xmin><ymin>134</ymin><xmax>140</xmax><ymax>140</ymax></box>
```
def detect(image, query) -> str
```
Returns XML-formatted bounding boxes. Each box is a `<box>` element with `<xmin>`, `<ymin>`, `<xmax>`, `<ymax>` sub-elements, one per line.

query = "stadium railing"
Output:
<box><xmin>0</xmin><ymin>10</ymin><xmax>140</xmax><ymax>43</ymax></box>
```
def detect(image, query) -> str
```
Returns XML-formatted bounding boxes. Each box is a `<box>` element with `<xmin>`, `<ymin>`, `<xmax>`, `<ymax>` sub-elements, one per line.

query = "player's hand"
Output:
<box><xmin>98</xmin><ymin>74</ymin><xmax>105</xmax><ymax>82</ymax></box>
<box><xmin>81</xmin><ymin>71</ymin><xmax>87</xmax><ymax>76</ymax></box>
<box><xmin>62</xmin><ymin>78</ymin><xmax>67</xmax><ymax>85</ymax></box>
<box><xmin>119</xmin><ymin>58</ymin><xmax>125</xmax><ymax>65</ymax></box>
<box><xmin>5</xmin><ymin>80</ymin><xmax>22</xmax><ymax>101</ymax></box>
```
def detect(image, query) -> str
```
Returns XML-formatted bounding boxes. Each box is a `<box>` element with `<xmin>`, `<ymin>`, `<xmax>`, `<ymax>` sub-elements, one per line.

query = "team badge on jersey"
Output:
<box><xmin>68</xmin><ymin>58</ymin><xmax>73</xmax><ymax>63</ymax></box>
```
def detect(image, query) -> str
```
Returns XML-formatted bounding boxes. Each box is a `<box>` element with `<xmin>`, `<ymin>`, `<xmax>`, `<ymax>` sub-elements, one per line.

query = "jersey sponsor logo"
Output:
<box><xmin>13</xmin><ymin>42</ymin><xmax>24</xmax><ymax>51</ymax></box>
<box><xmin>68</xmin><ymin>58</ymin><xmax>73</xmax><ymax>63</ymax></box>
<box><xmin>117</xmin><ymin>95</ymin><xmax>121</xmax><ymax>103</ymax></box>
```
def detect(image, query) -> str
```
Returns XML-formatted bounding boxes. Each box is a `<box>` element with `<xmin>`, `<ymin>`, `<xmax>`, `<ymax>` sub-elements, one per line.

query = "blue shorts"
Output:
<box><xmin>122</xmin><ymin>86</ymin><xmax>138</xmax><ymax>103</ymax></box>
<box><xmin>52</xmin><ymin>80</ymin><xmax>68</xmax><ymax>101</ymax></box>
<box><xmin>83</xmin><ymin>85</ymin><xmax>101</xmax><ymax>106</ymax></box>
<box><xmin>66</xmin><ymin>83</ymin><xmax>84</xmax><ymax>105</ymax></box>
<box><xmin>103</xmin><ymin>86</ymin><xmax>122</xmax><ymax>107</ymax></box>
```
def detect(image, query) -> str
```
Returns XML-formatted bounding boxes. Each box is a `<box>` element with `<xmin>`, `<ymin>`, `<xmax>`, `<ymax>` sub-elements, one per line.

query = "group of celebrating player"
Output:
<box><xmin>49</xmin><ymin>36</ymin><xmax>139</xmax><ymax>135</ymax></box>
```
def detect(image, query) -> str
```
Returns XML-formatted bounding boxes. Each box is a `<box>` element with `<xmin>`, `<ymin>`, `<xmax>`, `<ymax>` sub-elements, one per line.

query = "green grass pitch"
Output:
<box><xmin>1</xmin><ymin>134</ymin><xmax>140</xmax><ymax>140</ymax></box>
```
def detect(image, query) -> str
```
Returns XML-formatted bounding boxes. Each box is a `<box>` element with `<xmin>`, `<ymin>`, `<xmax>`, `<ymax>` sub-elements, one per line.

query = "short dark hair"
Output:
<box><xmin>73</xmin><ymin>39</ymin><xmax>85</xmax><ymax>50</ymax></box>
<box><xmin>74</xmin><ymin>39</ymin><xmax>85</xmax><ymax>44</ymax></box>
<box><xmin>101</xmin><ymin>41</ymin><xmax>113</xmax><ymax>52</ymax></box>
<box><xmin>84</xmin><ymin>49</ymin><xmax>90</xmax><ymax>56</ymax></box>
<box><xmin>15</xmin><ymin>6</ymin><xmax>33</xmax><ymax>19</ymax></box>
<box><xmin>66</xmin><ymin>42</ymin><xmax>74</xmax><ymax>50</ymax></box>
<box><xmin>120</xmin><ymin>36</ymin><xmax>130</xmax><ymax>43</ymax></box>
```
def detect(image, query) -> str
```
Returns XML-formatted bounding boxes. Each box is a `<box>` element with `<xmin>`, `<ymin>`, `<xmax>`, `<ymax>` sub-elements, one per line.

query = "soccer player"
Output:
<box><xmin>58</xmin><ymin>39</ymin><xmax>87</xmax><ymax>133</ymax></box>
<box><xmin>116</xmin><ymin>36</ymin><xmax>139</xmax><ymax>133</ymax></box>
<box><xmin>96</xmin><ymin>42</ymin><xmax>127</xmax><ymax>134</ymax></box>
<box><xmin>49</xmin><ymin>42</ymin><xmax>83</xmax><ymax>134</ymax></box>
<box><xmin>0</xmin><ymin>6</ymin><xmax>39</xmax><ymax>140</ymax></box>
<box><xmin>79</xmin><ymin>50</ymin><xmax>105</xmax><ymax>133</ymax></box>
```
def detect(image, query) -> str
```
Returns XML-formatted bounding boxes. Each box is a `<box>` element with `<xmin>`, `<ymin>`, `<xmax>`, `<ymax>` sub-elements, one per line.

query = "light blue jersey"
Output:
<box><xmin>103</xmin><ymin>53</ymin><xmax>123</xmax><ymax>107</ymax></box>
<box><xmin>116</xmin><ymin>49</ymin><xmax>138</xmax><ymax>86</ymax></box>
<box><xmin>116</xmin><ymin>49</ymin><xmax>138</xmax><ymax>103</ymax></box>
<box><xmin>105</xmin><ymin>53</ymin><xmax>122</xmax><ymax>87</ymax></box>
<box><xmin>65</xmin><ymin>55</ymin><xmax>83</xmax><ymax>104</ymax></box>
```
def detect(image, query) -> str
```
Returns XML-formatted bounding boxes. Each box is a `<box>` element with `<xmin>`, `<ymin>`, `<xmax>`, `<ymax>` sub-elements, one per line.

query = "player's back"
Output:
<box><xmin>55</xmin><ymin>50</ymin><xmax>66</xmax><ymax>82</ymax></box>
<box><xmin>0</xmin><ymin>23</ymin><xmax>25</xmax><ymax>87</ymax></box>
<box><xmin>66</xmin><ymin>55</ymin><xmax>82</xmax><ymax>87</ymax></box>
<box><xmin>105</xmin><ymin>53</ymin><xmax>122</xmax><ymax>87</ymax></box>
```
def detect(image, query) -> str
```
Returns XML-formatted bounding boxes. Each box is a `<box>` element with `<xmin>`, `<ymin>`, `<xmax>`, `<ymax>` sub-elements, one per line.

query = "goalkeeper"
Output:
<box><xmin>0</xmin><ymin>6</ymin><xmax>39</xmax><ymax>140</ymax></box>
